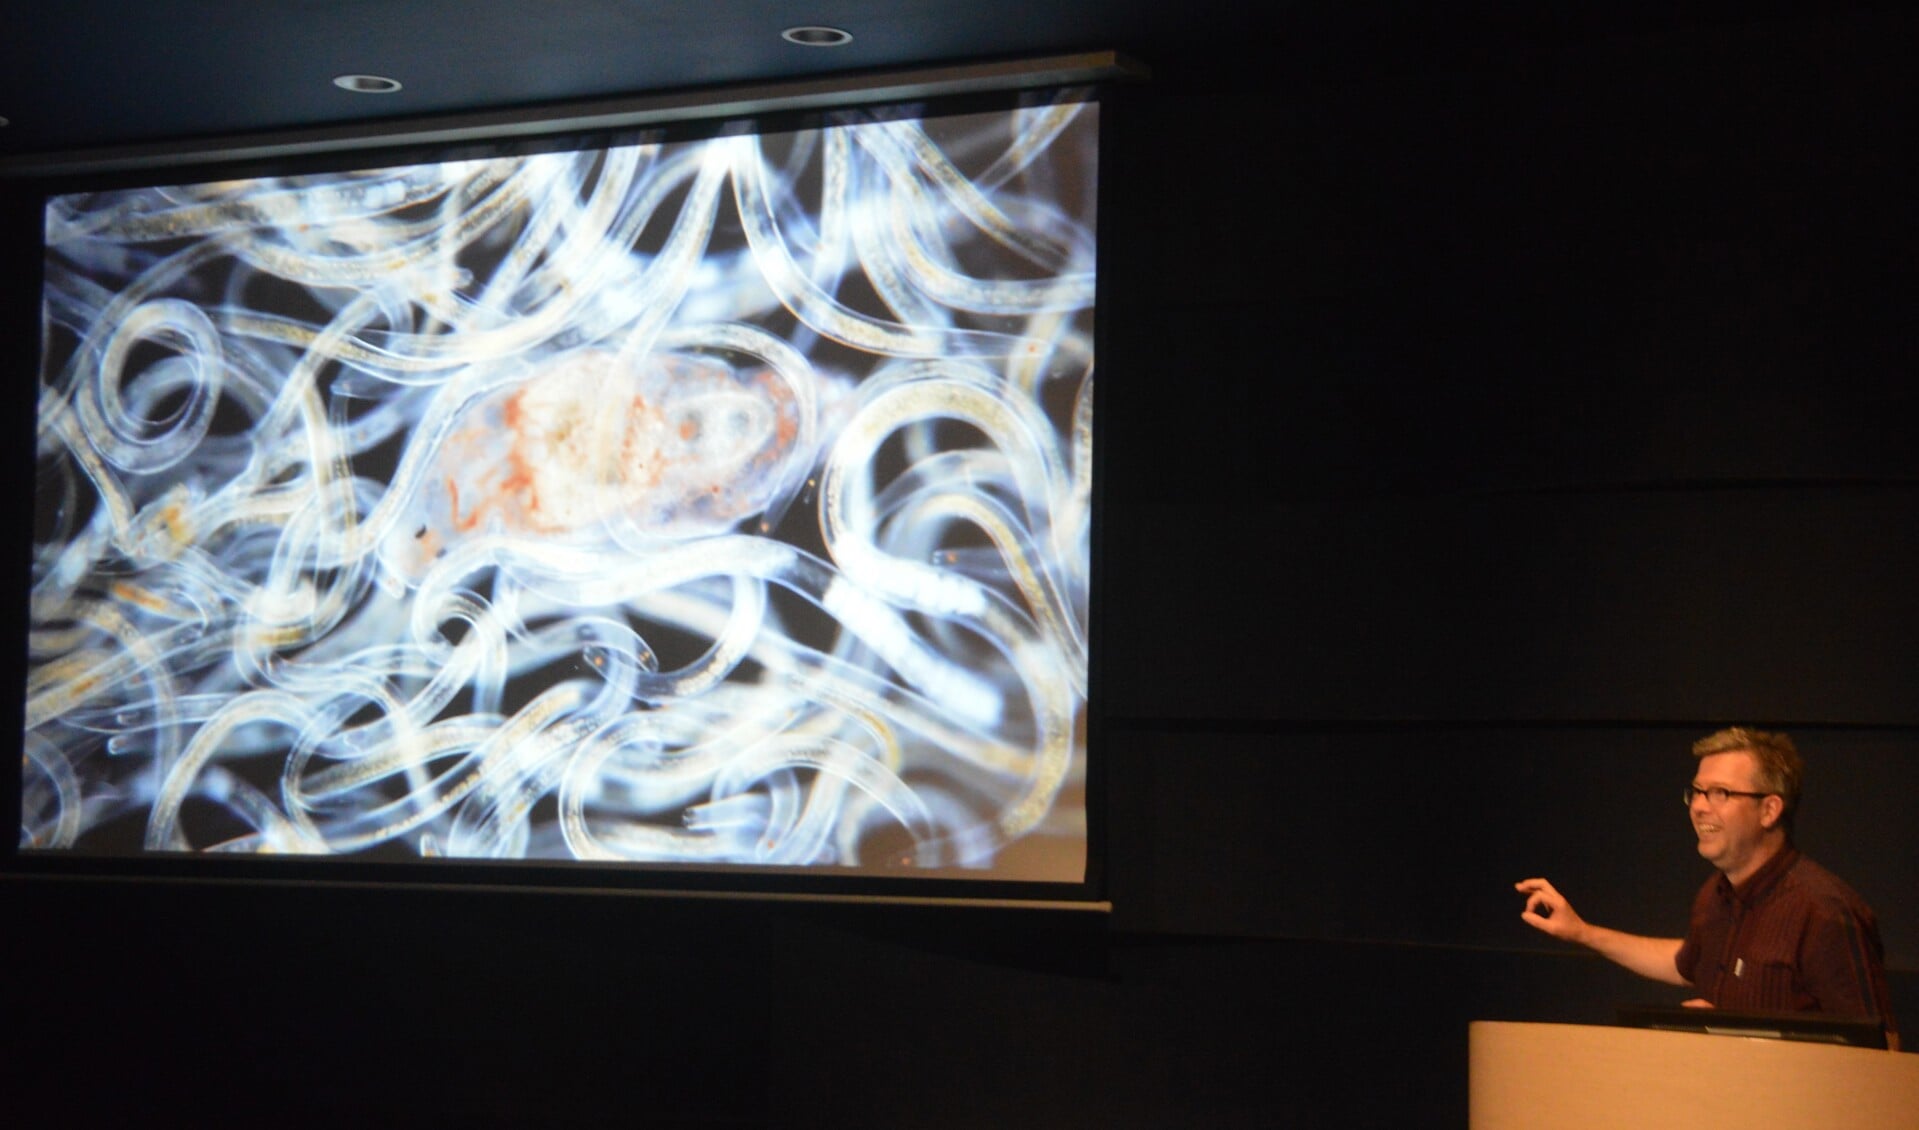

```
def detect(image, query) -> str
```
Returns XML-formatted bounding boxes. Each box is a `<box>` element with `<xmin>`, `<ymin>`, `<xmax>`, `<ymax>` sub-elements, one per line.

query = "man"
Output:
<box><xmin>1515</xmin><ymin>726</ymin><xmax>1898</xmax><ymax>1047</ymax></box>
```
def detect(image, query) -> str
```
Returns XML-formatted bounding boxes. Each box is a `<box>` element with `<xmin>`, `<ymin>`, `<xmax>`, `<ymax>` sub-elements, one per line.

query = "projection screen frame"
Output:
<box><xmin>1</xmin><ymin>53</ymin><xmax>1133</xmax><ymax>909</ymax></box>
<box><xmin>0</xmin><ymin>52</ymin><xmax>1146</xmax><ymax>180</ymax></box>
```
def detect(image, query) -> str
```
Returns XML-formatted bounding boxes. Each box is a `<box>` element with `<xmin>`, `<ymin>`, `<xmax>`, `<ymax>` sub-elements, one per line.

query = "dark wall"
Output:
<box><xmin>1093</xmin><ymin>9</ymin><xmax>1919</xmax><ymax>952</ymax></box>
<box><xmin>8</xmin><ymin>11</ymin><xmax>1919</xmax><ymax>1127</ymax></box>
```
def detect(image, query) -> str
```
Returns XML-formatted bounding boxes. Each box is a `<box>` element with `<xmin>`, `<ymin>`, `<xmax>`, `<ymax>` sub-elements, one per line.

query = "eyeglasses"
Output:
<box><xmin>1683</xmin><ymin>785</ymin><xmax>1772</xmax><ymax>807</ymax></box>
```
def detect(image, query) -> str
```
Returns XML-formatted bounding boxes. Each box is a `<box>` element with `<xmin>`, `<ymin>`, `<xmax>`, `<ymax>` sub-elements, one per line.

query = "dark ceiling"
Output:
<box><xmin>2</xmin><ymin>1</ymin><xmax>1897</xmax><ymax>166</ymax></box>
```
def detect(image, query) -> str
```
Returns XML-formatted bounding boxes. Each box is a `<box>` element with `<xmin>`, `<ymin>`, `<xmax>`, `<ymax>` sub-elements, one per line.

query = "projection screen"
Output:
<box><xmin>16</xmin><ymin>90</ymin><xmax>1097</xmax><ymax>890</ymax></box>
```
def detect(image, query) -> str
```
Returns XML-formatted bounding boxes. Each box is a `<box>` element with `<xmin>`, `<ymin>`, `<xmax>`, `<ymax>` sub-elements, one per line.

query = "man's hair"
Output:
<box><xmin>1692</xmin><ymin>726</ymin><xmax>1802</xmax><ymax>834</ymax></box>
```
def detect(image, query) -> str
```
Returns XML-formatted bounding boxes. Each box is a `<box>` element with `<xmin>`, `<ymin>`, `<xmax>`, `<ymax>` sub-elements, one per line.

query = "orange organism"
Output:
<box><xmin>395</xmin><ymin>348</ymin><xmax>803</xmax><ymax>579</ymax></box>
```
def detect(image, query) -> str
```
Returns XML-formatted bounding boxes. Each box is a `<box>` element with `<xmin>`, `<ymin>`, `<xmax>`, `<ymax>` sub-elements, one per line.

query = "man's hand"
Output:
<box><xmin>1515</xmin><ymin>877</ymin><xmax>1591</xmax><ymax>946</ymax></box>
<box><xmin>1680</xmin><ymin>998</ymin><xmax>1716</xmax><ymax>1008</ymax></box>
<box><xmin>1513</xmin><ymin>877</ymin><xmax>1689</xmax><ymax>985</ymax></box>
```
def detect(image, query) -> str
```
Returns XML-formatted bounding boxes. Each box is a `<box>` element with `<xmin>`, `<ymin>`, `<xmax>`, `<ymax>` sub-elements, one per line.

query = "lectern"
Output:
<box><xmin>1469</xmin><ymin>1020</ymin><xmax>1918</xmax><ymax>1130</ymax></box>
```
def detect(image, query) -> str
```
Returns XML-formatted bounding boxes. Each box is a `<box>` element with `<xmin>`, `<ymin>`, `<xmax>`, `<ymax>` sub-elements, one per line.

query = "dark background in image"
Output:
<box><xmin>5</xmin><ymin>7</ymin><xmax>1917</xmax><ymax>1127</ymax></box>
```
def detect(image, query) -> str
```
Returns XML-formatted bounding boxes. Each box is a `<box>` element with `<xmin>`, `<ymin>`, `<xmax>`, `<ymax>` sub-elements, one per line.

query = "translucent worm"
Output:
<box><xmin>28</xmin><ymin>94</ymin><xmax>1098</xmax><ymax>875</ymax></box>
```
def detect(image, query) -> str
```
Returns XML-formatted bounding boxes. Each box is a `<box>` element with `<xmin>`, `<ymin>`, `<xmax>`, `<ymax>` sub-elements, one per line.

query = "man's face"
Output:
<box><xmin>1689</xmin><ymin>750</ymin><xmax>1780</xmax><ymax>881</ymax></box>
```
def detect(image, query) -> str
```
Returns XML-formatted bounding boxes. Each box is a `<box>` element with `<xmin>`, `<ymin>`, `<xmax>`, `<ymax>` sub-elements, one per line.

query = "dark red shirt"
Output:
<box><xmin>1674</xmin><ymin>847</ymin><xmax>1897</xmax><ymax>1040</ymax></box>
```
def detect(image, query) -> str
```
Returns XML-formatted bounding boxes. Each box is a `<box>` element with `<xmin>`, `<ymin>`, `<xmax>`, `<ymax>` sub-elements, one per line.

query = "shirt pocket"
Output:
<box><xmin>1755</xmin><ymin>960</ymin><xmax>1803</xmax><ymax>1010</ymax></box>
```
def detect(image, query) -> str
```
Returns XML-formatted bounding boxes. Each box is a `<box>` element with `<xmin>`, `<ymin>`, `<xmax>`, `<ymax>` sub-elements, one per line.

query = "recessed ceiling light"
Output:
<box><xmin>333</xmin><ymin>74</ymin><xmax>404</xmax><ymax>94</ymax></box>
<box><xmin>781</xmin><ymin>26</ymin><xmax>852</xmax><ymax>47</ymax></box>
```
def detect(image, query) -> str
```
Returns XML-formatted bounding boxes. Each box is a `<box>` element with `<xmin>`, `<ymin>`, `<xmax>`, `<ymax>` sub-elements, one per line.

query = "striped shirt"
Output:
<box><xmin>1674</xmin><ymin>847</ymin><xmax>1897</xmax><ymax>1042</ymax></box>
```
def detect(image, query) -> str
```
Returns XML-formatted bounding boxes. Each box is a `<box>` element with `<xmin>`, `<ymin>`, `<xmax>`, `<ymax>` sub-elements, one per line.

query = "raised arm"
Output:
<box><xmin>1514</xmin><ymin>877</ymin><xmax>1690</xmax><ymax>986</ymax></box>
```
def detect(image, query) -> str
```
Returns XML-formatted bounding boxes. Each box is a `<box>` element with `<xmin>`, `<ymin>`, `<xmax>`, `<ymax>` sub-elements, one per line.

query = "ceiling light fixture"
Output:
<box><xmin>332</xmin><ymin>74</ymin><xmax>404</xmax><ymax>94</ymax></box>
<box><xmin>781</xmin><ymin>26</ymin><xmax>852</xmax><ymax>47</ymax></box>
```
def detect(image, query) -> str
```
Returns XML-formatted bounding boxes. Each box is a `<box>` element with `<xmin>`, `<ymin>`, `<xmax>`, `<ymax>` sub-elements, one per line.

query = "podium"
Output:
<box><xmin>1469</xmin><ymin>1021</ymin><xmax>1919</xmax><ymax>1130</ymax></box>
